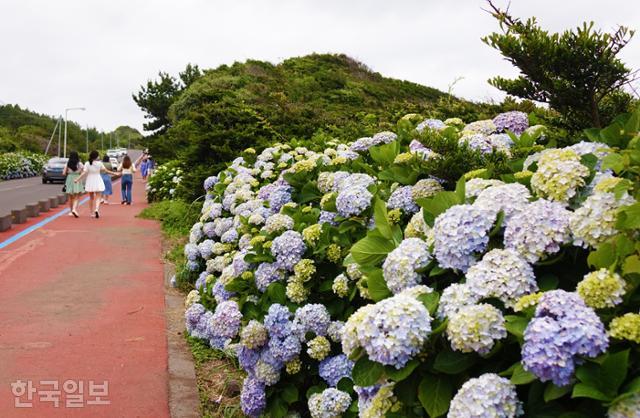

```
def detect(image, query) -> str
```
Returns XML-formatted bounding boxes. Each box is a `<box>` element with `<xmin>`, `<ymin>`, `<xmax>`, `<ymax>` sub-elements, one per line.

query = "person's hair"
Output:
<box><xmin>102</xmin><ymin>155</ymin><xmax>109</xmax><ymax>163</ymax></box>
<box><xmin>88</xmin><ymin>150</ymin><xmax>99</xmax><ymax>165</ymax></box>
<box><xmin>67</xmin><ymin>151</ymin><xmax>80</xmax><ymax>171</ymax></box>
<box><xmin>122</xmin><ymin>155</ymin><xmax>132</xmax><ymax>169</ymax></box>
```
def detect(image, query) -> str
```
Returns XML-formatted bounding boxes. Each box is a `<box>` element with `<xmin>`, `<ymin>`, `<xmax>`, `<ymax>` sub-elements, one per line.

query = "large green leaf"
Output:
<box><xmin>433</xmin><ymin>349</ymin><xmax>477</xmax><ymax>374</ymax></box>
<box><xmin>616</xmin><ymin>203</ymin><xmax>640</xmax><ymax>230</ymax></box>
<box><xmin>351</xmin><ymin>233</ymin><xmax>396</xmax><ymax>266</ymax></box>
<box><xmin>504</xmin><ymin>315</ymin><xmax>530</xmax><ymax>339</ymax></box>
<box><xmin>511</xmin><ymin>363</ymin><xmax>537</xmax><ymax>385</ymax></box>
<box><xmin>587</xmin><ymin>242</ymin><xmax>616</xmax><ymax>269</ymax></box>
<box><xmin>385</xmin><ymin>359</ymin><xmax>420</xmax><ymax>382</ymax></box>
<box><xmin>600</xmin><ymin>350</ymin><xmax>629</xmax><ymax>396</ymax></box>
<box><xmin>352</xmin><ymin>356</ymin><xmax>385</xmax><ymax>387</ymax></box>
<box><xmin>373</xmin><ymin>198</ymin><xmax>393</xmax><ymax>240</ymax></box>
<box><xmin>572</xmin><ymin>383</ymin><xmax>611</xmax><ymax>402</ymax></box>
<box><xmin>418</xmin><ymin>374</ymin><xmax>452</xmax><ymax>417</ymax></box>
<box><xmin>366</xmin><ymin>268</ymin><xmax>392</xmax><ymax>302</ymax></box>
<box><xmin>543</xmin><ymin>383</ymin><xmax>572</xmax><ymax>402</ymax></box>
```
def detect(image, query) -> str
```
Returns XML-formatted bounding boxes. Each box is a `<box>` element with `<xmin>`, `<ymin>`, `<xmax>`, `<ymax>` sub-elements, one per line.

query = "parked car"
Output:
<box><xmin>109</xmin><ymin>157</ymin><xmax>119</xmax><ymax>167</ymax></box>
<box><xmin>42</xmin><ymin>157</ymin><xmax>68</xmax><ymax>183</ymax></box>
<box><xmin>106</xmin><ymin>149</ymin><xmax>119</xmax><ymax>158</ymax></box>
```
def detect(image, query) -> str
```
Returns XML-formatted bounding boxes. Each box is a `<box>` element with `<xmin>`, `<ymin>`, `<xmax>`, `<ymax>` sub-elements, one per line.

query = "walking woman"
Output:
<box><xmin>100</xmin><ymin>155</ymin><xmax>114</xmax><ymax>205</ymax></box>
<box><xmin>74</xmin><ymin>150</ymin><xmax>115</xmax><ymax>218</ymax></box>
<box><xmin>62</xmin><ymin>151</ymin><xmax>84</xmax><ymax>218</ymax></box>
<box><xmin>118</xmin><ymin>155</ymin><xmax>140</xmax><ymax>205</ymax></box>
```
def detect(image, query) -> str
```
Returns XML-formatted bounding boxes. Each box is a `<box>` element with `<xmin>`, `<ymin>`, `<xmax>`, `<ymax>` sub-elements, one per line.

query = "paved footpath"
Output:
<box><xmin>0</xmin><ymin>177</ymin><xmax>169</xmax><ymax>417</ymax></box>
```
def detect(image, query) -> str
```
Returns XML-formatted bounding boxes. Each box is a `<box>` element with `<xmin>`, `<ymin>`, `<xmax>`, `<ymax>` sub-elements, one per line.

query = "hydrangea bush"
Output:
<box><xmin>0</xmin><ymin>151</ymin><xmax>48</xmax><ymax>180</ymax></box>
<box><xmin>146</xmin><ymin>160</ymin><xmax>184</xmax><ymax>202</ymax></box>
<box><xmin>179</xmin><ymin>109</ymin><xmax>640</xmax><ymax>417</ymax></box>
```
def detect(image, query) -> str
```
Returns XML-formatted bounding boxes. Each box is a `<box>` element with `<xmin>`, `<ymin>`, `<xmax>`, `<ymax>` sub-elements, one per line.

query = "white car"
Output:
<box><xmin>106</xmin><ymin>149</ymin><xmax>119</xmax><ymax>158</ymax></box>
<box><xmin>109</xmin><ymin>157</ymin><xmax>119</xmax><ymax>167</ymax></box>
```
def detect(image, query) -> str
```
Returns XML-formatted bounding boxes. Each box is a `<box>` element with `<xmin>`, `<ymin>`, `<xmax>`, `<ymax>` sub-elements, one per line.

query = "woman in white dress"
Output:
<box><xmin>75</xmin><ymin>150</ymin><xmax>116</xmax><ymax>218</ymax></box>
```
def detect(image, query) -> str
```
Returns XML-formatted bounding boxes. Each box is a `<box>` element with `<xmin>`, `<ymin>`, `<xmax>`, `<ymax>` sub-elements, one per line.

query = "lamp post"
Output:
<box><xmin>63</xmin><ymin>107</ymin><xmax>86</xmax><ymax>158</ymax></box>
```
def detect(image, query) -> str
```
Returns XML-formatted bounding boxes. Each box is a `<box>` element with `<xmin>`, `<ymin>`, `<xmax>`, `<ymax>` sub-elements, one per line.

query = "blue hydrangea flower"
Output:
<box><xmin>433</xmin><ymin>204</ymin><xmax>496</xmax><ymax>272</ymax></box>
<box><xmin>504</xmin><ymin>199</ymin><xmax>571</xmax><ymax>263</ymax></box>
<box><xmin>184</xmin><ymin>243</ymin><xmax>199</xmax><ymax>261</ymax></box>
<box><xmin>197</xmin><ymin>239</ymin><xmax>214</xmax><ymax>259</ymax></box>
<box><xmin>292</xmin><ymin>304</ymin><xmax>331</xmax><ymax>338</ymax></box>
<box><xmin>254</xmin><ymin>262</ymin><xmax>285</xmax><ymax>292</ymax></box>
<box><xmin>211</xmin><ymin>280</ymin><xmax>234</xmax><ymax>303</ymax></box>
<box><xmin>203</xmin><ymin>175</ymin><xmax>219</xmax><ymax>191</ymax></box>
<box><xmin>210</xmin><ymin>300</ymin><xmax>242</xmax><ymax>339</ymax></box>
<box><xmin>221</xmin><ymin>228</ymin><xmax>239</xmax><ymax>243</ymax></box>
<box><xmin>264</xmin><ymin>304</ymin><xmax>293</xmax><ymax>338</ymax></box>
<box><xmin>271</xmin><ymin>230</ymin><xmax>306</xmax><ymax>271</ymax></box>
<box><xmin>202</xmin><ymin>222</ymin><xmax>216</xmax><ymax>238</ymax></box>
<box><xmin>319</xmin><ymin>211</ymin><xmax>338</xmax><ymax>226</ymax></box>
<box><xmin>268</xmin><ymin>334</ymin><xmax>302</xmax><ymax>363</ymax></box>
<box><xmin>268</xmin><ymin>182</ymin><xmax>293</xmax><ymax>212</ymax></box>
<box><xmin>195</xmin><ymin>271</ymin><xmax>208</xmax><ymax>291</ymax></box>
<box><xmin>416</xmin><ymin>118</ymin><xmax>446</xmax><ymax>132</ymax></box>
<box><xmin>387</xmin><ymin>186</ymin><xmax>419</xmax><ymax>214</ymax></box>
<box><xmin>237</xmin><ymin>345</ymin><xmax>260</xmax><ymax>372</ymax></box>
<box><xmin>186</xmin><ymin>260</ymin><xmax>200</xmax><ymax>271</ymax></box>
<box><xmin>522</xmin><ymin>290</ymin><xmax>608</xmax><ymax>386</ymax></box>
<box><xmin>449</xmin><ymin>373</ymin><xmax>523</xmax><ymax>417</ymax></box>
<box><xmin>240</xmin><ymin>377</ymin><xmax>266</xmax><ymax>417</ymax></box>
<box><xmin>308</xmin><ymin>388</ymin><xmax>352</xmax><ymax>418</ymax></box>
<box><xmin>336</xmin><ymin>186</ymin><xmax>372</xmax><ymax>217</ymax></box>
<box><xmin>382</xmin><ymin>238</ymin><xmax>432</xmax><ymax>294</ymax></box>
<box><xmin>185</xmin><ymin>303</ymin><xmax>206</xmax><ymax>333</ymax></box>
<box><xmin>319</xmin><ymin>354</ymin><xmax>354</xmax><ymax>387</ymax></box>
<box><xmin>493</xmin><ymin>111</ymin><xmax>529</xmax><ymax>135</ymax></box>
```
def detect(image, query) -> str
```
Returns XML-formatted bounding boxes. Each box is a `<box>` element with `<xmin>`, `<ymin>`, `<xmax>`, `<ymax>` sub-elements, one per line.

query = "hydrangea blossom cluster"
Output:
<box><xmin>448</xmin><ymin>373</ymin><xmax>523</xmax><ymax>418</ymax></box>
<box><xmin>342</xmin><ymin>287</ymin><xmax>432</xmax><ymax>368</ymax></box>
<box><xmin>447</xmin><ymin>303</ymin><xmax>506</xmax><ymax>354</ymax></box>
<box><xmin>433</xmin><ymin>204</ymin><xmax>496</xmax><ymax>272</ymax></box>
<box><xmin>570</xmin><ymin>190</ymin><xmax>635</xmax><ymax>248</ymax></box>
<box><xmin>465</xmin><ymin>249</ymin><xmax>538</xmax><ymax>308</ymax></box>
<box><xmin>271</xmin><ymin>230</ymin><xmax>306</xmax><ymax>271</ymax></box>
<box><xmin>318</xmin><ymin>354</ymin><xmax>354</xmax><ymax>387</ymax></box>
<box><xmin>530</xmin><ymin>148</ymin><xmax>590</xmax><ymax>203</ymax></box>
<box><xmin>308</xmin><ymin>388</ymin><xmax>351</xmax><ymax>418</ymax></box>
<box><xmin>522</xmin><ymin>290</ymin><xmax>608</xmax><ymax>386</ymax></box>
<box><xmin>382</xmin><ymin>238</ymin><xmax>431</xmax><ymax>294</ymax></box>
<box><xmin>387</xmin><ymin>185</ymin><xmax>419</xmax><ymax>214</ymax></box>
<box><xmin>504</xmin><ymin>199</ymin><xmax>571</xmax><ymax>263</ymax></box>
<box><xmin>473</xmin><ymin>183</ymin><xmax>531</xmax><ymax>222</ymax></box>
<box><xmin>492</xmin><ymin>111</ymin><xmax>529</xmax><ymax>135</ymax></box>
<box><xmin>576</xmin><ymin>268</ymin><xmax>626</xmax><ymax>309</ymax></box>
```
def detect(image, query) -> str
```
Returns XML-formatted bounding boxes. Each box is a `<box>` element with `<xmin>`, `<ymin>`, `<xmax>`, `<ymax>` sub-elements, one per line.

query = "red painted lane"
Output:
<box><xmin>0</xmin><ymin>178</ymin><xmax>169</xmax><ymax>417</ymax></box>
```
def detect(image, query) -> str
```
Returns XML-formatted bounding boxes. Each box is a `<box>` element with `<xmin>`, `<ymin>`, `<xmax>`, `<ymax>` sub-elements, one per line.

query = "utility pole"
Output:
<box><xmin>63</xmin><ymin>107</ymin><xmax>85</xmax><ymax>158</ymax></box>
<box><xmin>57</xmin><ymin>116</ymin><xmax>62</xmax><ymax>156</ymax></box>
<box><xmin>101</xmin><ymin>133</ymin><xmax>104</xmax><ymax>151</ymax></box>
<box><xmin>85</xmin><ymin>125</ymin><xmax>89</xmax><ymax>153</ymax></box>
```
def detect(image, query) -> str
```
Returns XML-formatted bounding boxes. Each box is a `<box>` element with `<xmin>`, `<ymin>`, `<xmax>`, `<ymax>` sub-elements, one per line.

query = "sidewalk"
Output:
<box><xmin>0</xmin><ymin>178</ymin><xmax>169</xmax><ymax>417</ymax></box>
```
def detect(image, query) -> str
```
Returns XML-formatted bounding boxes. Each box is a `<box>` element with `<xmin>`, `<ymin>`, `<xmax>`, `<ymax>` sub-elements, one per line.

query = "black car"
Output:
<box><xmin>42</xmin><ymin>157</ymin><xmax>68</xmax><ymax>183</ymax></box>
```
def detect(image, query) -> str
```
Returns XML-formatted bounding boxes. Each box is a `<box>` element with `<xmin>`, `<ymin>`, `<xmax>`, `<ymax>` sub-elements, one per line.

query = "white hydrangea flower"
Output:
<box><xmin>449</xmin><ymin>373</ymin><xmax>523</xmax><ymax>418</ymax></box>
<box><xmin>447</xmin><ymin>304</ymin><xmax>506</xmax><ymax>354</ymax></box>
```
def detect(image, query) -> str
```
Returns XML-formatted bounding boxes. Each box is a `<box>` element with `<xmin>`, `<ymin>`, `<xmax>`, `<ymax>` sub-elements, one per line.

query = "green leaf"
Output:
<box><xmin>352</xmin><ymin>356</ymin><xmax>385</xmax><ymax>387</ymax></box>
<box><xmin>366</xmin><ymin>268</ymin><xmax>392</xmax><ymax>302</ymax></box>
<box><xmin>511</xmin><ymin>363</ymin><xmax>536</xmax><ymax>385</ymax></box>
<box><xmin>623</xmin><ymin>254</ymin><xmax>640</xmax><ymax>275</ymax></box>
<box><xmin>572</xmin><ymin>383</ymin><xmax>611</xmax><ymax>402</ymax></box>
<box><xmin>418</xmin><ymin>374</ymin><xmax>453</xmax><ymax>417</ymax></box>
<box><xmin>587</xmin><ymin>242</ymin><xmax>616</xmax><ymax>269</ymax></box>
<box><xmin>417</xmin><ymin>191</ymin><xmax>460</xmax><ymax>220</ymax></box>
<box><xmin>385</xmin><ymin>359</ymin><xmax>420</xmax><ymax>382</ymax></box>
<box><xmin>373</xmin><ymin>198</ymin><xmax>393</xmax><ymax>240</ymax></box>
<box><xmin>504</xmin><ymin>315</ymin><xmax>530</xmax><ymax>339</ymax></box>
<box><xmin>624</xmin><ymin>106</ymin><xmax>640</xmax><ymax>134</ymax></box>
<box><xmin>538</xmin><ymin>274</ymin><xmax>559</xmax><ymax>291</ymax></box>
<box><xmin>369</xmin><ymin>140</ymin><xmax>399</xmax><ymax>166</ymax></box>
<box><xmin>417</xmin><ymin>291</ymin><xmax>440</xmax><ymax>316</ymax></box>
<box><xmin>602</xmin><ymin>153</ymin><xmax>625</xmax><ymax>173</ymax></box>
<box><xmin>455</xmin><ymin>176</ymin><xmax>466</xmax><ymax>203</ymax></box>
<box><xmin>600</xmin><ymin>349</ymin><xmax>629</xmax><ymax>395</ymax></box>
<box><xmin>225</xmin><ymin>276</ymin><xmax>250</xmax><ymax>292</ymax></box>
<box><xmin>266</xmin><ymin>282</ymin><xmax>286</xmax><ymax>305</ymax></box>
<box><xmin>281</xmin><ymin>385</ymin><xmax>298</xmax><ymax>404</ymax></box>
<box><xmin>433</xmin><ymin>349</ymin><xmax>477</xmax><ymax>374</ymax></box>
<box><xmin>543</xmin><ymin>383</ymin><xmax>572</xmax><ymax>402</ymax></box>
<box><xmin>268</xmin><ymin>396</ymin><xmax>288</xmax><ymax>418</ymax></box>
<box><xmin>616</xmin><ymin>203</ymin><xmax>640</xmax><ymax>230</ymax></box>
<box><xmin>351</xmin><ymin>234</ymin><xmax>396</xmax><ymax>266</ymax></box>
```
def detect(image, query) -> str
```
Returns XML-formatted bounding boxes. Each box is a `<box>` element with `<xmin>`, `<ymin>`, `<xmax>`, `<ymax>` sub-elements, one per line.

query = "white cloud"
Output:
<box><xmin>0</xmin><ymin>0</ymin><xmax>638</xmax><ymax>132</ymax></box>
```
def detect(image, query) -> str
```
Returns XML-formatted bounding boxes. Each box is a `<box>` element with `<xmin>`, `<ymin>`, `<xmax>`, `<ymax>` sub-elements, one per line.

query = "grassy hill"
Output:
<box><xmin>150</xmin><ymin>53</ymin><xmax>511</xmax><ymax>196</ymax></box>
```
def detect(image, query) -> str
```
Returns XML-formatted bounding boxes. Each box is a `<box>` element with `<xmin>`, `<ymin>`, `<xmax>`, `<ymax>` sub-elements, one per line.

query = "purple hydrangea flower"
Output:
<box><xmin>292</xmin><ymin>304</ymin><xmax>331</xmax><ymax>338</ymax></box>
<box><xmin>202</xmin><ymin>222</ymin><xmax>216</xmax><ymax>238</ymax></box>
<box><xmin>186</xmin><ymin>260</ymin><xmax>200</xmax><ymax>271</ymax></box>
<box><xmin>264</xmin><ymin>304</ymin><xmax>293</xmax><ymax>338</ymax></box>
<box><xmin>387</xmin><ymin>186</ymin><xmax>419</xmax><ymax>214</ymax></box>
<box><xmin>268</xmin><ymin>334</ymin><xmax>301</xmax><ymax>363</ymax></box>
<box><xmin>197</xmin><ymin>239</ymin><xmax>214</xmax><ymax>259</ymax></box>
<box><xmin>336</xmin><ymin>186</ymin><xmax>373</xmax><ymax>217</ymax></box>
<box><xmin>184</xmin><ymin>243</ymin><xmax>199</xmax><ymax>261</ymax></box>
<box><xmin>185</xmin><ymin>303</ymin><xmax>206</xmax><ymax>333</ymax></box>
<box><xmin>319</xmin><ymin>211</ymin><xmax>338</xmax><ymax>226</ymax></box>
<box><xmin>268</xmin><ymin>182</ymin><xmax>293</xmax><ymax>212</ymax></box>
<box><xmin>195</xmin><ymin>271</ymin><xmax>208</xmax><ymax>291</ymax></box>
<box><xmin>271</xmin><ymin>230</ymin><xmax>306</xmax><ymax>271</ymax></box>
<box><xmin>522</xmin><ymin>290</ymin><xmax>608</xmax><ymax>386</ymax></box>
<box><xmin>319</xmin><ymin>354</ymin><xmax>354</xmax><ymax>387</ymax></box>
<box><xmin>203</xmin><ymin>175</ymin><xmax>219</xmax><ymax>191</ymax></box>
<box><xmin>238</xmin><ymin>345</ymin><xmax>260</xmax><ymax>371</ymax></box>
<box><xmin>493</xmin><ymin>111</ymin><xmax>529</xmax><ymax>135</ymax></box>
<box><xmin>416</xmin><ymin>118</ymin><xmax>446</xmax><ymax>132</ymax></box>
<box><xmin>240</xmin><ymin>377</ymin><xmax>266</xmax><ymax>417</ymax></box>
<box><xmin>255</xmin><ymin>262</ymin><xmax>285</xmax><ymax>292</ymax></box>
<box><xmin>210</xmin><ymin>300</ymin><xmax>242</xmax><ymax>339</ymax></box>
<box><xmin>211</xmin><ymin>280</ymin><xmax>235</xmax><ymax>303</ymax></box>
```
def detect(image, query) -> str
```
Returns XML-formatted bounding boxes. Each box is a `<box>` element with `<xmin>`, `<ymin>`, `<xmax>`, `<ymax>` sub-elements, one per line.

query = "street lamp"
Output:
<box><xmin>63</xmin><ymin>107</ymin><xmax>86</xmax><ymax>158</ymax></box>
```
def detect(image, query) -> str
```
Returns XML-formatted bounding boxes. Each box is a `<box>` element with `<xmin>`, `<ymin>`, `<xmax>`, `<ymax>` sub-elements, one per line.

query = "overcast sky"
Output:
<box><xmin>1</xmin><ymin>0</ymin><xmax>639</xmax><ymax>133</ymax></box>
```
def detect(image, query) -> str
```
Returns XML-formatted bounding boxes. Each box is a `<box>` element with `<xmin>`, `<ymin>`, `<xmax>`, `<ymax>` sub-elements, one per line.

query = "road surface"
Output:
<box><xmin>0</xmin><ymin>150</ymin><xmax>142</xmax><ymax>215</ymax></box>
<box><xmin>0</xmin><ymin>175</ymin><xmax>169</xmax><ymax>417</ymax></box>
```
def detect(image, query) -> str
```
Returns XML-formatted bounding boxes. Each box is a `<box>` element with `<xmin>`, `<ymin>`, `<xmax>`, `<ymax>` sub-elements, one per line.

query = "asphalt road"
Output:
<box><xmin>0</xmin><ymin>150</ymin><xmax>143</xmax><ymax>216</ymax></box>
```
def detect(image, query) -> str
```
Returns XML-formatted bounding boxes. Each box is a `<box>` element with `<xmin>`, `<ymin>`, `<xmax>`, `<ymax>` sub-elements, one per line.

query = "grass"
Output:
<box><xmin>140</xmin><ymin>198</ymin><xmax>244</xmax><ymax>417</ymax></box>
<box><xmin>186</xmin><ymin>336</ymin><xmax>245</xmax><ymax>418</ymax></box>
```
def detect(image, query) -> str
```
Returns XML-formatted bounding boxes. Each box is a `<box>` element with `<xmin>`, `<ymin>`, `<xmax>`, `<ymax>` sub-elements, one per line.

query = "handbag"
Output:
<box><xmin>62</xmin><ymin>185</ymin><xmax>67</xmax><ymax>193</ymax></box>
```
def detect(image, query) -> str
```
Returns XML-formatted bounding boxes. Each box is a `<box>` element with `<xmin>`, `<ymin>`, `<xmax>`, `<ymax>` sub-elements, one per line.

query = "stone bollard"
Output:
<box><xmin>49</xmin><ymin>197</ymin><xmax>59</xmax><ymax>208</ymax></box>
<box><xmin>25</xmin><ymin>203</ymin><xmax>40</xmax><ymax>218</ymax></box>
<box><xmin>39</xmin><ymin>200</ymin><xmax>51</xmax><ymax>212</ymax></box>
<box><xmin>58</xmin><ymin>194</ymin><xmax>67</xmax><ymax>205</ymax></box>
<box><xmin>0</xmin><ymin>213</ymin><xmax>12</xmax><ymax>232</ymax></box>
<box><xmin>11</xmin><ymin>208</ymin><xmax>28</xmax><ymax>224</ymax></box>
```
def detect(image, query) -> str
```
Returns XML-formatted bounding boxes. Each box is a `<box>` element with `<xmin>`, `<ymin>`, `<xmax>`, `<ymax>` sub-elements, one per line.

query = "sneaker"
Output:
<box><xmin>95</xmin><ymin>211</ymin><xmax>100</xmax><ymax>219</ymax></box>
<box><xmin>121</xmin><ymin>201</ymin><xmax>126</xmax><ymax>205</ymax></box>
<box><xmin>72</xmin><ymin>211</ymin><xmax>79</xmax><ymax>218</ymax></box>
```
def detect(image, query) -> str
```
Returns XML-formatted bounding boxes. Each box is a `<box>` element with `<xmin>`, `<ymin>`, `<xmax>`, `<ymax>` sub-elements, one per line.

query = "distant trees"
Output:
<box><xmin>132</xmin><ymin>63</ymin><xmax>203</xmax><ymax>134</ymax></box>
<box><xmin>483</xmin><ymin>0</ymin><xmax>637</xmax><ymax>129</ymax></box>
